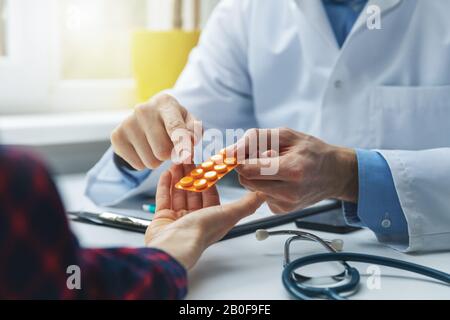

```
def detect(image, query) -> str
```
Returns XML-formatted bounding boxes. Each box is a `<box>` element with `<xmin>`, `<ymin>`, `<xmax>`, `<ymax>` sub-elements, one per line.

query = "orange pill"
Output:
<box><xmin>211</xmin><ymin>154</ymin><xmax>224</xmax><ymax>164</ymax></box>
<box><xmin>224</xmin><ymin>157</ymin><xmax>237</xmax><ymax>166</ymax></box>
<box><xmin>179</xmin><ymin>176</ymin><xmax>194</xmax><ymax>187</ymax></box>
<box><xmin>193</xmin><ymin>179</ymin><xmax>208</xmax><ymax>190</ymax></box>
<box><xmin>190</xmin><ymin>168</ymin><xmax>204</xmax><ymax>179</ymax></box>
<box><xmin>201</xmin><ymin>161</ymin><xmax>214</xmax><ymax>171</ymax></box>
<box><xmin>214</xmin><ymin>164</ymin><xmax>228</xmax><ymax>173</ymax></box>
<box><xmin>204</xmin><ymin>171</ymin><xmax>218</xmax><ymax>181</ymax></box>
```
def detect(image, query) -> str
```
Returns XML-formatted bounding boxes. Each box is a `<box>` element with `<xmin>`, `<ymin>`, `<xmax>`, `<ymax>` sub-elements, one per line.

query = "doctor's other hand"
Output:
<box><xmin>231</xmin><ymin>128</ymin><xmax>358</xmax><ymax>214</ymax></box>
<box><xmin>111</xmin><ymin>94</ymin><xmax>201</xmax><ymax>170</ymax></box>
<box><xmin>145</xmin><ymin>164</ymin><xmax>265</xmax><ymax>270</ymax></box>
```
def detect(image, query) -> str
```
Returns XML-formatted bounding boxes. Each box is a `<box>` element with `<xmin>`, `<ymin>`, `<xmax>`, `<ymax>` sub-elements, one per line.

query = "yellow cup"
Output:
<box><xmin>132</xmin><ymin>30</ymin><xmax>201</xmax><ymax>102</ymax></box>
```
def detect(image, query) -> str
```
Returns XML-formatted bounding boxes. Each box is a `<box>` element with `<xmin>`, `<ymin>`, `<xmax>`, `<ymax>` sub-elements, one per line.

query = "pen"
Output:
<box><xmin>68</xmin><ymin>211</ymin><xmax>151</xmax><ymax>233</ymax></box>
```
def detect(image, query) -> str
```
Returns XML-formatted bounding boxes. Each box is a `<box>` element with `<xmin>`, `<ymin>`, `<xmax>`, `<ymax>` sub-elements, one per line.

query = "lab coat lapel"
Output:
<box><xmin>293</xmin><ymin>0</ymin><xmax>340</xmax><ymax>53</ymax></box>
<box><xmin>349</xmin><ymin>0</ymin><xmax>403</xmax><ymax>38</ymax></box>
<box><xmin>294</xmin><ymin>0</ymin><xmax>404</xmax><ymax>53</ymax></box>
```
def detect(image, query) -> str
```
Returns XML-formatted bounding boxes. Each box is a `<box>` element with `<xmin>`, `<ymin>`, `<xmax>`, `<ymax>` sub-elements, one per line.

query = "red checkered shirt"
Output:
<box><xmin>0</xmin><ymin>147</ymin><xmax>187</xmax><ymax>299</ymax></box>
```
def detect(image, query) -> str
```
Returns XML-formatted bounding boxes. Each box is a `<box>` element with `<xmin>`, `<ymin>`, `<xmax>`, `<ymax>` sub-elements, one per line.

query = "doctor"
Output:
<box><xmin>87</xmin><ymin>0</ymin><xmax>450</xmax><ymax>253</ymax></box>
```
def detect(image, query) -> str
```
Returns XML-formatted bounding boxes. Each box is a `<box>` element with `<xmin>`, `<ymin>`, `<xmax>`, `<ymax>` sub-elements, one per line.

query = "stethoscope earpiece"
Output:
<box><xmin>330</xmin><ymin>239</ymin><xmax>344</xmax><ymax>252</ymax></box>
<box><xmin>255</xmin><ymin>229</ymin><xmax>270</xmax><ymax>241</ymax></box>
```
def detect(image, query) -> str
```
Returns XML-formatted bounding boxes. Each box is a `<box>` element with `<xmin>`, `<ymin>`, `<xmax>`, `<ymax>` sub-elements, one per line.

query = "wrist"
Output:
<box><xmin>145</xmin><ymin>227</ymin><xmax>202</xmax><ymax>271</ymax></box>
<box><xmin>330</xmin><ymin>147</ymin><xmax>359</xmax><ymax>203</ymax></box>
<box><xmin>147</xmin><ymin>242</ymin><xmax>192</xmax><ymax>271</ymax></box>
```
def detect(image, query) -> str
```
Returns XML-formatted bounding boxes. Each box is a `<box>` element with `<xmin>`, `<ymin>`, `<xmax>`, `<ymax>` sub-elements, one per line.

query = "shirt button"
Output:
<box><xmin>334</xmin><ymin>80</ymin><xmax>343</xmax><ymax>89</ymax></box>
<box><xmin>381</xmin><ymin>219</ymin><xmax>391</xmax><ymax>229</ymax></box>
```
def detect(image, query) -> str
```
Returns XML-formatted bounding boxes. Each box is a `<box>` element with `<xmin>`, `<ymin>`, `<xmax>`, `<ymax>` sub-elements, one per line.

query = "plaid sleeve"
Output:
<box><xmin>0</xmin><ymin>147</ymin><xmax>187</xmax><ymax>300</ymax></box>
<box><xmin>79</xmin><ymin>248</ymin><xmax>187</xmax><ymax>300</ymax></box>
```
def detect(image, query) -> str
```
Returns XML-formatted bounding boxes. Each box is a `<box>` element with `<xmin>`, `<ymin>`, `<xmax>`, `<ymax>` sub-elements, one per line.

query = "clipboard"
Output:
<box><xmin>68</xmin><ymin>201</ymin><xmax>341</xmax><ymax>241</ymax></box>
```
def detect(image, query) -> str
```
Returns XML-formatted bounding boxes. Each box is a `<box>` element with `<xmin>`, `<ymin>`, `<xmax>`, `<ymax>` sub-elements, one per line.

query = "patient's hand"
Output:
<box><xmin>145</xmin><ymin>164</ymin><xmax>265</xmax><ymax>270</ymax></box>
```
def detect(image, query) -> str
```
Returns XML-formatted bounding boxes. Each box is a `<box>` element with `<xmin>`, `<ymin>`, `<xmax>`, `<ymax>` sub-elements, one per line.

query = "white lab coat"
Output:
<box><xmin>89</xmin><ymin>0</ymin><xmax>450</xmax><ymax>252</ymax></box>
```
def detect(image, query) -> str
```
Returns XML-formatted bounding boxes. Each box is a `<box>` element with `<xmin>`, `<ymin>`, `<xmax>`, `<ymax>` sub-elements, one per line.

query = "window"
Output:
<box><xmin>0</xmin><ymin>0</ymin><xmax>7</xmax><ymax>57</ymax></box>
<box><xmin>0</xmin><ymin>0</ymin><xmax>219</xmax><ymax>114</ymax></box>
<box><xmin>60</xmin><ymin>0</ymin><xmax>147</xmax><ymax>80</ymax></box>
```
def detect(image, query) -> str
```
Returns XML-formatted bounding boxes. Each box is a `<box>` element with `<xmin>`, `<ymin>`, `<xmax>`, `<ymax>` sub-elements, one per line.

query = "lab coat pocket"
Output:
<box><xmin>370</xmin><ymin>85</ymin><xmax>450</xmax><ymax>150</ymax></box>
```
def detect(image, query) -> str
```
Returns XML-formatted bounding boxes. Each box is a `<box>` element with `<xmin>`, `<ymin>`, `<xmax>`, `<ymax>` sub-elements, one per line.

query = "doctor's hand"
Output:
<box><xmin>111</xmin><ymin>94</ymin><xmax>201</xmax><ymax>170</ymax></box>
<box><xmin>145</xmin><ymin>164</ymin><xmax>265</xmax><ymax>270</ymax></box>
<box><xmin>230</xmin><ymin>128</ymin><xmax>358</xmax><ymax>214</ymax></box>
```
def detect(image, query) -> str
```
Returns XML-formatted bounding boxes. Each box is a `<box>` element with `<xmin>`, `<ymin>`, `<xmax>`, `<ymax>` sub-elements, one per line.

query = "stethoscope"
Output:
<box><xmin>256</xmin><ymin>229</ymin><xmax>450</xmax><ymax>300</ymax></box>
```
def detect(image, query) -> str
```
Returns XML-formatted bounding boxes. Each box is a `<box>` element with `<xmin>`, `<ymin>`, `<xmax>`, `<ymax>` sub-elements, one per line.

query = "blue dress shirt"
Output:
<box><xmin>322</xmin><ymin>0</ymin><xmax>369</xmax><ymax>47</ymax></box>
<box><xmin>86</xmin><ymin>0</ymin><xmax>410</xmax><ymax>248</ymax></box>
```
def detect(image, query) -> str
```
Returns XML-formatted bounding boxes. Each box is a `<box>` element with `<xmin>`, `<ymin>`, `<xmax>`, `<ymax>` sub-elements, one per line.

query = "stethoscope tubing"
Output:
<box><xmin>282</xmin><ymin>252</ymin><xmax>450</xmax><ymax>300</ymax></box>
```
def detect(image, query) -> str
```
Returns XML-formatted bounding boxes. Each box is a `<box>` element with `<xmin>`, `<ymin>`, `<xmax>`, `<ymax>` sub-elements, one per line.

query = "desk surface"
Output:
<box><xmin>57</xmin><ymin>174</ymin><xmax>450</xmax><ymax>300</ymax></box>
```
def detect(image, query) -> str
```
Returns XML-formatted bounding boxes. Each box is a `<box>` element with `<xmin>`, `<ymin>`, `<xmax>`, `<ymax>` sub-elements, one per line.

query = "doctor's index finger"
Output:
<box><xmin>185</xmin><ymin>112</ymin><xmax>203</xmax><ymax>146</ymax></box>
<box><xmin>235</xmin><ymin>156</ymin><xmax>283</xmax><ymax>180</ymax></box>
<box><xmin>225</xmin><ymin>128</ymin><xmax>282</xmax><ymax>161</ymax></box>
<box><xmin>159</xmin><ymin>103</ymin><xmax>190</xmax><ymax>139</ymax></box>
<box><xmin>160</xmin><ymin>104</ymin><xmax>194</xmax><ymax>163</ymax></box>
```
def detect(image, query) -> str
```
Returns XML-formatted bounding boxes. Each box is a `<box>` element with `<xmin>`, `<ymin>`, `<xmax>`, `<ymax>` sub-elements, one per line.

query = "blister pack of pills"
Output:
<box><xmin>175</xmin><ymin>150</ymin><xmax>237</xmax><ymax>192</ymax></box>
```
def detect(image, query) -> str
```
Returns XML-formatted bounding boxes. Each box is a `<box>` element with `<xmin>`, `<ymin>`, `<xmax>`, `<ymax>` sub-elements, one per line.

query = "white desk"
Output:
<box><xmin>57</xmin><ymin>174</ymin><xmax>450</xmax><ymax>300</ymax></box>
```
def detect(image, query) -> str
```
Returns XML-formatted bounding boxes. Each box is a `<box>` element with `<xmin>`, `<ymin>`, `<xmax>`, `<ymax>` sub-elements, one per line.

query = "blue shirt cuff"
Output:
<box><xmin>85</xmin><ymin>147</ymin><xmax>151</xmax><ymax>206</ymax></box>
<box><xmin>117</xmin><ymin>164</ymin><xmax>152</xmax><ymax>187</ymax></box>
<box><xmin>343</xmin><ymin>149</ymin><xmax>409</xmax><ymax>246</ymax></box>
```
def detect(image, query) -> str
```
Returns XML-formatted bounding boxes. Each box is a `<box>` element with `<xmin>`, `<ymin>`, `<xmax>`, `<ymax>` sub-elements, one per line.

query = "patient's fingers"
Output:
<box><xmin>170</xmin><ymin>165</ymin><xmax>187</xmax><ymax>211</ymax></box>
<box><xmin>184</xmin><ymin>165</ymin><xmax>203</xmax><ymax>211</ymax></box>
<box><xmin>202</xmin><ymin>185</ymin><xmax>220</xmax><ymax>208</ymax></box>
<box><xmin>221</xmin><ymin>192</ymin><xmax>265</xmax><ymax>222</ymax></box>
<box><xmin>195</xmin><ymin>192</ymin><xmax>265</xmax><ymax>245</ymax></box>
<box><xmin>155</xmin><ymin>171</ymin><xmax>172</xmax><ymax>211</ymax></box>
